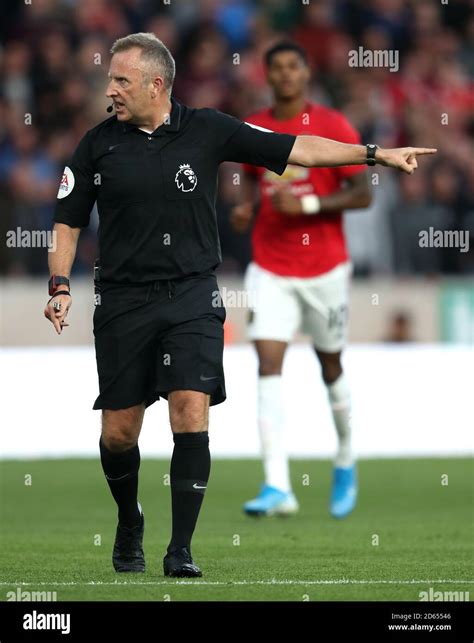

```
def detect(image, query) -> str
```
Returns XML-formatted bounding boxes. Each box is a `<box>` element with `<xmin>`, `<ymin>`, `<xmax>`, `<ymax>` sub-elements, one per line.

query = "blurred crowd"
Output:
<box><xmin>0</xmin><ymin>0</ymin><xmax>473</xmax><ymax>277</ymax></box>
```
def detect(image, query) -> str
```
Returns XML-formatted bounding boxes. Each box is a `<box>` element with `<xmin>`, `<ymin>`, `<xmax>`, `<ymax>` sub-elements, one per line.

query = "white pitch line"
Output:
<box><xmin>0</xmin><ymin>579</ymin><xmax>473</xmax><ymax>587</ymax></box>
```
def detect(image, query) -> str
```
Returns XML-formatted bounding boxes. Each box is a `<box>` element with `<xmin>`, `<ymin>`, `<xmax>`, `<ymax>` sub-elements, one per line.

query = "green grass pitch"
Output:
<box><xmin>0</xmin><ymin>458</ymin><xmax>472</xmax><ymax>601</ymax></box>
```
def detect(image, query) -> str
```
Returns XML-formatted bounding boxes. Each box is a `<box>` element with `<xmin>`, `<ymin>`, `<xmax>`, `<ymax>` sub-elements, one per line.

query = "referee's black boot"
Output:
<box><xmin>163</xmin><ymin>546</ymin><xmax>202</xmax><ymax>578</ymax></box>
<box><xmin>112</xmin><ymin>513</ymin><xmax>145</xmax><ymax>573</ymax></box>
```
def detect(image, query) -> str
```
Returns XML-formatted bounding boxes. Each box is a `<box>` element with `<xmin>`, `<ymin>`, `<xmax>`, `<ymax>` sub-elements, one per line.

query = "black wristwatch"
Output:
<box><xmin>366</xmin><ymin>144</ymin><xmax>379</xmax><ymax>166</ymax></box>
<box><xmin>48</xmin><ymin>275</ymin><xmax>70</xmax><ymax>296</ymax></box>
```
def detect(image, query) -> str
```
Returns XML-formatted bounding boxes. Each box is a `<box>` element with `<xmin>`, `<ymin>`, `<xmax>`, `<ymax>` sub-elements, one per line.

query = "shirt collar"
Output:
<box><xmin>121</xmin><ymin>96</ymin><xmax>182</xmax><ymax>136</ymax></box>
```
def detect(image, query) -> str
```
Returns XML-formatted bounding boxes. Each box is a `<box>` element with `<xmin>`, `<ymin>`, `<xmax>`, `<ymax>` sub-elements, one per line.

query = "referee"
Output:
<box><xmin>44</xmin><ymin>33</ymin><xmax>436</xmax><ymax>577</ymax></box>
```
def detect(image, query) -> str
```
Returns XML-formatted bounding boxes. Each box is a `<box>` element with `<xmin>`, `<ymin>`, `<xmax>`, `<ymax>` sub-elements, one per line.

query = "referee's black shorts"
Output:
<box><xmin>92</xmin><ymin>271</ymin><xmax>226</xmax><ymax>410</ymax></box>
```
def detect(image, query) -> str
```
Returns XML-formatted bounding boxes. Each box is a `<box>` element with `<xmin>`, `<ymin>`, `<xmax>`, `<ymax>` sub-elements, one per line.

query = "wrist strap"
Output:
<box><xmin>49</xmin><ymin>275</ymin><xmax>70</xmax><ymax>296</ymax></box>
<box><xmin>301</xmin><ymin>194</ymin><xmax>321</xmax><ymax>215</ymax></box>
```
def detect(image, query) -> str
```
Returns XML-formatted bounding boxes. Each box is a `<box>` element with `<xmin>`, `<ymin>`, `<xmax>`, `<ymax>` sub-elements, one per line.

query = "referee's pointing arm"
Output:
<box><xmin>287</xmin><ymin>136</ymin><xmax>436</xmax><ymax>175</ymax></box>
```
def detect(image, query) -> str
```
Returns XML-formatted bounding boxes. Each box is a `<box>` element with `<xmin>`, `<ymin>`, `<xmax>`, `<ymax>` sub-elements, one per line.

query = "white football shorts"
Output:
<box><xmin>244</xmin><ymin>261</ymin><xmax>352</xmax><ymax>352</ymax></box>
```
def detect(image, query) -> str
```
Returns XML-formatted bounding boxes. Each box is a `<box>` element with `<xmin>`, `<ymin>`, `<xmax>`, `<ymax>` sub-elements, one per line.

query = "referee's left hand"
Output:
<box><xmin>44</xmin><ymin>293</ymin><xmax>72</xmax><ymax>335</ymax></box>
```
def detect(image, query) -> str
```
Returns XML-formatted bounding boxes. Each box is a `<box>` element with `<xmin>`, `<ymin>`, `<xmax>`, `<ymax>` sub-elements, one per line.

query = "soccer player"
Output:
<box><xmin>43</xmin><ymin>33</ymin><xmax>435</xmax><ymax>577</ymax></box>
<box><xmin>231</xmin><ymin>42</ymin><xmax>370</xmax><ymax>518</ymax></box>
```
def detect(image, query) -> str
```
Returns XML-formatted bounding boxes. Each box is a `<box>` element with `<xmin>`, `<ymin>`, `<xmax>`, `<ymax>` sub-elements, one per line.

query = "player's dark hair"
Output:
<box><xmin>264</xmin><ymin>42</ymin><xmax>308</xmax><ymax>67</ymax></box>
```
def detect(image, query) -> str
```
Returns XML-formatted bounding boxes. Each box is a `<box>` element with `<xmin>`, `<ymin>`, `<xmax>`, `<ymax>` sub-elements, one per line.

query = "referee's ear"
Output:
<box><xmin>149</xmin><ymin>74</ymin><xmax>166</xmax><ymax>97</ymax></box>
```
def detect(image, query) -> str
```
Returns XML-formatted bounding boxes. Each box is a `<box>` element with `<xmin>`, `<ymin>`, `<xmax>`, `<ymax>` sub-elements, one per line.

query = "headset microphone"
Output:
<box><xmin>106</xmin><ymin>104</ymin><xmax>114</xmax><ymax>113</ymax></box>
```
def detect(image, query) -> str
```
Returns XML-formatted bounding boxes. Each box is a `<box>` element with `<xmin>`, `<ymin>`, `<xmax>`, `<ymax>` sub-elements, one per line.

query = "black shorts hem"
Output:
<box><xmin>92</xmin><ymin>392</ymin><xmax>159</xmax><ymax>411</ymax></box>
<box><xmin>92</xmin><ymin>382</ymin><xmax>226</xmax><ymax>410</ymax></box>
<box><xmin>156</xmin><ymin>382</ymin><xmax>226</xmax><ymax>407</ymax></box>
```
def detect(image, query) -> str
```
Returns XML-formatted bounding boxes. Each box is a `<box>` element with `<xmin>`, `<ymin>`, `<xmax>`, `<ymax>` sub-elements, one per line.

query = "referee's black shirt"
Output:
<box><xmin>54</xmin><ymin>97</ymin><xmax>296</xmax><ymax>283</ymax></box>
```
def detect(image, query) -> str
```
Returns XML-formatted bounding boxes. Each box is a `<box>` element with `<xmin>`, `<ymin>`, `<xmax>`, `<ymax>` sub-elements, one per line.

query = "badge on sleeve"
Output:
<box><xmin>57</xmin><ymin>166</ymin><xmax>75</xmax><ymax>199</ymax></box>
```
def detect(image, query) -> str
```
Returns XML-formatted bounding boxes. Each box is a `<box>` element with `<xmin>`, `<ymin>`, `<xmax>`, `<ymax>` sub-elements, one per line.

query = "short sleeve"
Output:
<box><xmin>53</xmin><ymin>130</ymin><xmax>98</xmax><ymax>228</ymax></box>
<box><xmin>210</xmin><ymin>110</ymin><xmax>296</xmax><ymax>176</ymax></box>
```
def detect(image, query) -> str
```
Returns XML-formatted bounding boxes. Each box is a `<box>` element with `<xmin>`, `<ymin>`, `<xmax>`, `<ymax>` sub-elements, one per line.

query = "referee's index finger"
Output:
<box><xmin>412</xmin><ymin>148</ymin><xmax>437</xmax><ymax>155</ymax></box>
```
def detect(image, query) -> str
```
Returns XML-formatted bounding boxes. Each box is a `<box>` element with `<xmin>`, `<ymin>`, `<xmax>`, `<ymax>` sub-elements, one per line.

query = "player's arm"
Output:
<box><xmin>230</xmin><ymin>172</ymin><xmax>260</xmax><ymax>233</ymax></box>
<box><xmin>44</xmin><ymin>130</ymin><xmax>97</xmax><ymax>335</ymax></box>
<box><xmin>288</xmin><ymin>136</ymin><xmax>436</xmax><ymax>175</ymax></box>
<box><xmin>272</xmin><ymin>171</ymin><xmax>372</xmax><ymax>217</ymax></box>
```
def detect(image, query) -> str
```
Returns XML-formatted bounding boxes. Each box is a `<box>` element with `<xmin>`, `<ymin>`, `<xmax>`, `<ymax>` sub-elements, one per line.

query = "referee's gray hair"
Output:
<box><xmin>110</xmin><ymin>33</ymin><xmax>175</xmax><ymax>95</ymax></box>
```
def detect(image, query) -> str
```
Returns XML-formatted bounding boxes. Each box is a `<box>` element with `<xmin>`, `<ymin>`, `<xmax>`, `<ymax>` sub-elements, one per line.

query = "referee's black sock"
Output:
<box><xmin>168</xmin><ymin>431</ymin><xmax>210</xmax><ymax>553</ymax></box>
<box><xmin>99</xmin><ymin>438</ymin><xmax>141</xmax><ymax>528</ymax></box>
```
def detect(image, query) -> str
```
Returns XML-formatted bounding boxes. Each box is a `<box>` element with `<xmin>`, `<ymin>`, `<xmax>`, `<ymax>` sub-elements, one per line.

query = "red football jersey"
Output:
<box><xmin>243</xmin><ymin>102</ymin><xmax>365</xmax><ymax>277</ymax></box>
